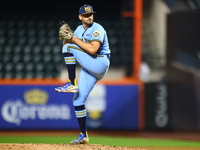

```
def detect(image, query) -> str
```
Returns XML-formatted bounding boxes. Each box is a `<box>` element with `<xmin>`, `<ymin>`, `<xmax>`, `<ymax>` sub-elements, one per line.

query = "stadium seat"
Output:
<box><xmin>0</xmin><ymin>7</ymin><xmax>133</xmax><ymax>79</ymax></box>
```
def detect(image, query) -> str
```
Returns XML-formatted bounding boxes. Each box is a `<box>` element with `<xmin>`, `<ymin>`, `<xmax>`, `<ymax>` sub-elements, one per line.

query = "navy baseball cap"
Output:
<box><xmin>79</xmin><ymin>4</ymin><xmax>96</xmax><ymax>15</ymax></box>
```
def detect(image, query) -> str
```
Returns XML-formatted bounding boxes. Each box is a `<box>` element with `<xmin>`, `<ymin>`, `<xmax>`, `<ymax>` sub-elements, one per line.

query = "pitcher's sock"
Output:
<box><xmin>63</xmin><ymin>53</ymin><xmax>76</xmax><ymax>85</ymax></box>
<box><xmin>75</xmin><ymin>105</ymin><xmax>87</xmax><ymax>137</ymax></box>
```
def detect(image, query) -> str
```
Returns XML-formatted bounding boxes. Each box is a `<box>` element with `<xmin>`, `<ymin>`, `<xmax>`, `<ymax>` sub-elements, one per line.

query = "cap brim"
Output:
<box><xmin>80</xmin><ymin>12</ymin><xmax>96</xmax><ymax>15</ymax></box>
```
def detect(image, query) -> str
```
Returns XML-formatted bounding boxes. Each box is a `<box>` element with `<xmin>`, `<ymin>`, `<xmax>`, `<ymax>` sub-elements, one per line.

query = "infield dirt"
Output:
<box><xmin>0</xmin><ymin>143</ymin><xmax>147</xmax><ymax>150</ymax></box>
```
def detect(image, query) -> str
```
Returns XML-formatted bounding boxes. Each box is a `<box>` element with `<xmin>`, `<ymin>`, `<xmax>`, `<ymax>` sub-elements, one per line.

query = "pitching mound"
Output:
<box><xmin>0</xmin><ymin>143</ymin><xmax>147</xmax><ymax>150</ymax></box>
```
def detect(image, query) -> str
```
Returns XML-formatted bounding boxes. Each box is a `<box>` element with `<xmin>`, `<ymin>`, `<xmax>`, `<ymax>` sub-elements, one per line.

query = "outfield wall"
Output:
<box><xmin>0</xmin><ymin>79</ymin><xmax>144</xmax><ymax>130</ymax></box>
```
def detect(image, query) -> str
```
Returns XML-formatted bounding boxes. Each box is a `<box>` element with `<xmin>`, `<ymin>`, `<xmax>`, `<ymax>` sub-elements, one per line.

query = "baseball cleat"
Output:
<box><xmin>71</xmin><ymin>133</ymin><xmax>89</xmax><ymax>144</ymax></box>
<box><xmin>55</xmin><ymin>81</ymin><xmax>78</xmax><ymax>93</ymax></box>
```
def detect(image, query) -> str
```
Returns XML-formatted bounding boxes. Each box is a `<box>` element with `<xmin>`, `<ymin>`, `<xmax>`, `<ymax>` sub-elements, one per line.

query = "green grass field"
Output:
<box><xmin>0</xmin><ymin>135</ymin><xmax>200</xmax><ymax>148</ymax></box>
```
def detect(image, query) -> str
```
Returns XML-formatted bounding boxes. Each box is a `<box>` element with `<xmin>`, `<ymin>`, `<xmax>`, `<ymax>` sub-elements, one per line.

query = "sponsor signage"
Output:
<box><xmin>0</xmin><ymin>85</ymin><xmax>76</xmax><ymax>129</ymax></box>
<box><xmin>145</xmin><ymin>82</ymin><xmax>171</xmax><ymax>130</ymax></box>
<box><xmin>0</xmin><ymin>84</ymin><xmax>140</xmax><ymax>130</ymax></box>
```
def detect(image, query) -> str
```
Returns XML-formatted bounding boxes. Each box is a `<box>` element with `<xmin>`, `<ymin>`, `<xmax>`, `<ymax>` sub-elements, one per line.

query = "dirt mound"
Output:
<box><xmin>0</xmin><ymin>143</ymin><xmax>147</xmax><ymax>150</ymax></box>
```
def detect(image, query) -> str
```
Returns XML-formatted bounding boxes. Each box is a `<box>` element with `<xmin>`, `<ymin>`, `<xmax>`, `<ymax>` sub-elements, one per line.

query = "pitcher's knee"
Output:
<box><xmin>62</xmin><ymin>43</ymin><xmax>76</xmax><ymax>53</ymax></box>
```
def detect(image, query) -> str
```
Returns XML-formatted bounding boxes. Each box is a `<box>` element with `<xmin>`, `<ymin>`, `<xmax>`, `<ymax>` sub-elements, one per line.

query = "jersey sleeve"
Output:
<box><xmin>91</xmin><ymin>25</ymin><xmax>105</xmax><ymax>43</ymax></box>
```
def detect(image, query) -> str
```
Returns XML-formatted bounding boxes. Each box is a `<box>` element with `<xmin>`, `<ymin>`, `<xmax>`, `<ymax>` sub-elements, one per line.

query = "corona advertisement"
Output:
<box><xmin>0</xmin><ymin>83</ymin><xmax>140</xmax><ymax>130</ymax></box>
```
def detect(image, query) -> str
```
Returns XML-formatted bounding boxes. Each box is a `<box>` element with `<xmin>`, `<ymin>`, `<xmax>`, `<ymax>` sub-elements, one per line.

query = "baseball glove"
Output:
<box><xmin>58</xmin><ymin>21</ymin><xmax>74</xmax><ymax>41</ymax></box>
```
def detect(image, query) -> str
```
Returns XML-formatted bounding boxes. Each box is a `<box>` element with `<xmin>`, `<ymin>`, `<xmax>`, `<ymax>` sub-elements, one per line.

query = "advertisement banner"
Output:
<box><xmin>144</xmin><ymin>82</ymin><xmax>171</xmax><ymax>130</ymax></box>
<box><xmin>0</xmin><ymin>84</ymin><xmax>139</xmax><ymax>130</ymax></box>
<box><xmin>0</xmin><ymin>85</ymin><xmax>77</xmax><ymax>129</ymax></box>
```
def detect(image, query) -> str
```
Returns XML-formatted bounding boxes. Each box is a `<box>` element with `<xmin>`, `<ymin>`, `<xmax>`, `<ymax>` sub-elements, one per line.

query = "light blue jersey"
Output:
<box><xmin>74</xmin><ymin>22</ymin><xmax>110</xmax><ymax>55</ymax></box>
<box><xmin>56</xmin><ymin>5</ymin><xmax>110</xmax><ymax>140</ymax></box>
<box><xmin>62</xmin><ymin>22</ymin><xmax>110</xmax><ymax>106</ymax></box>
